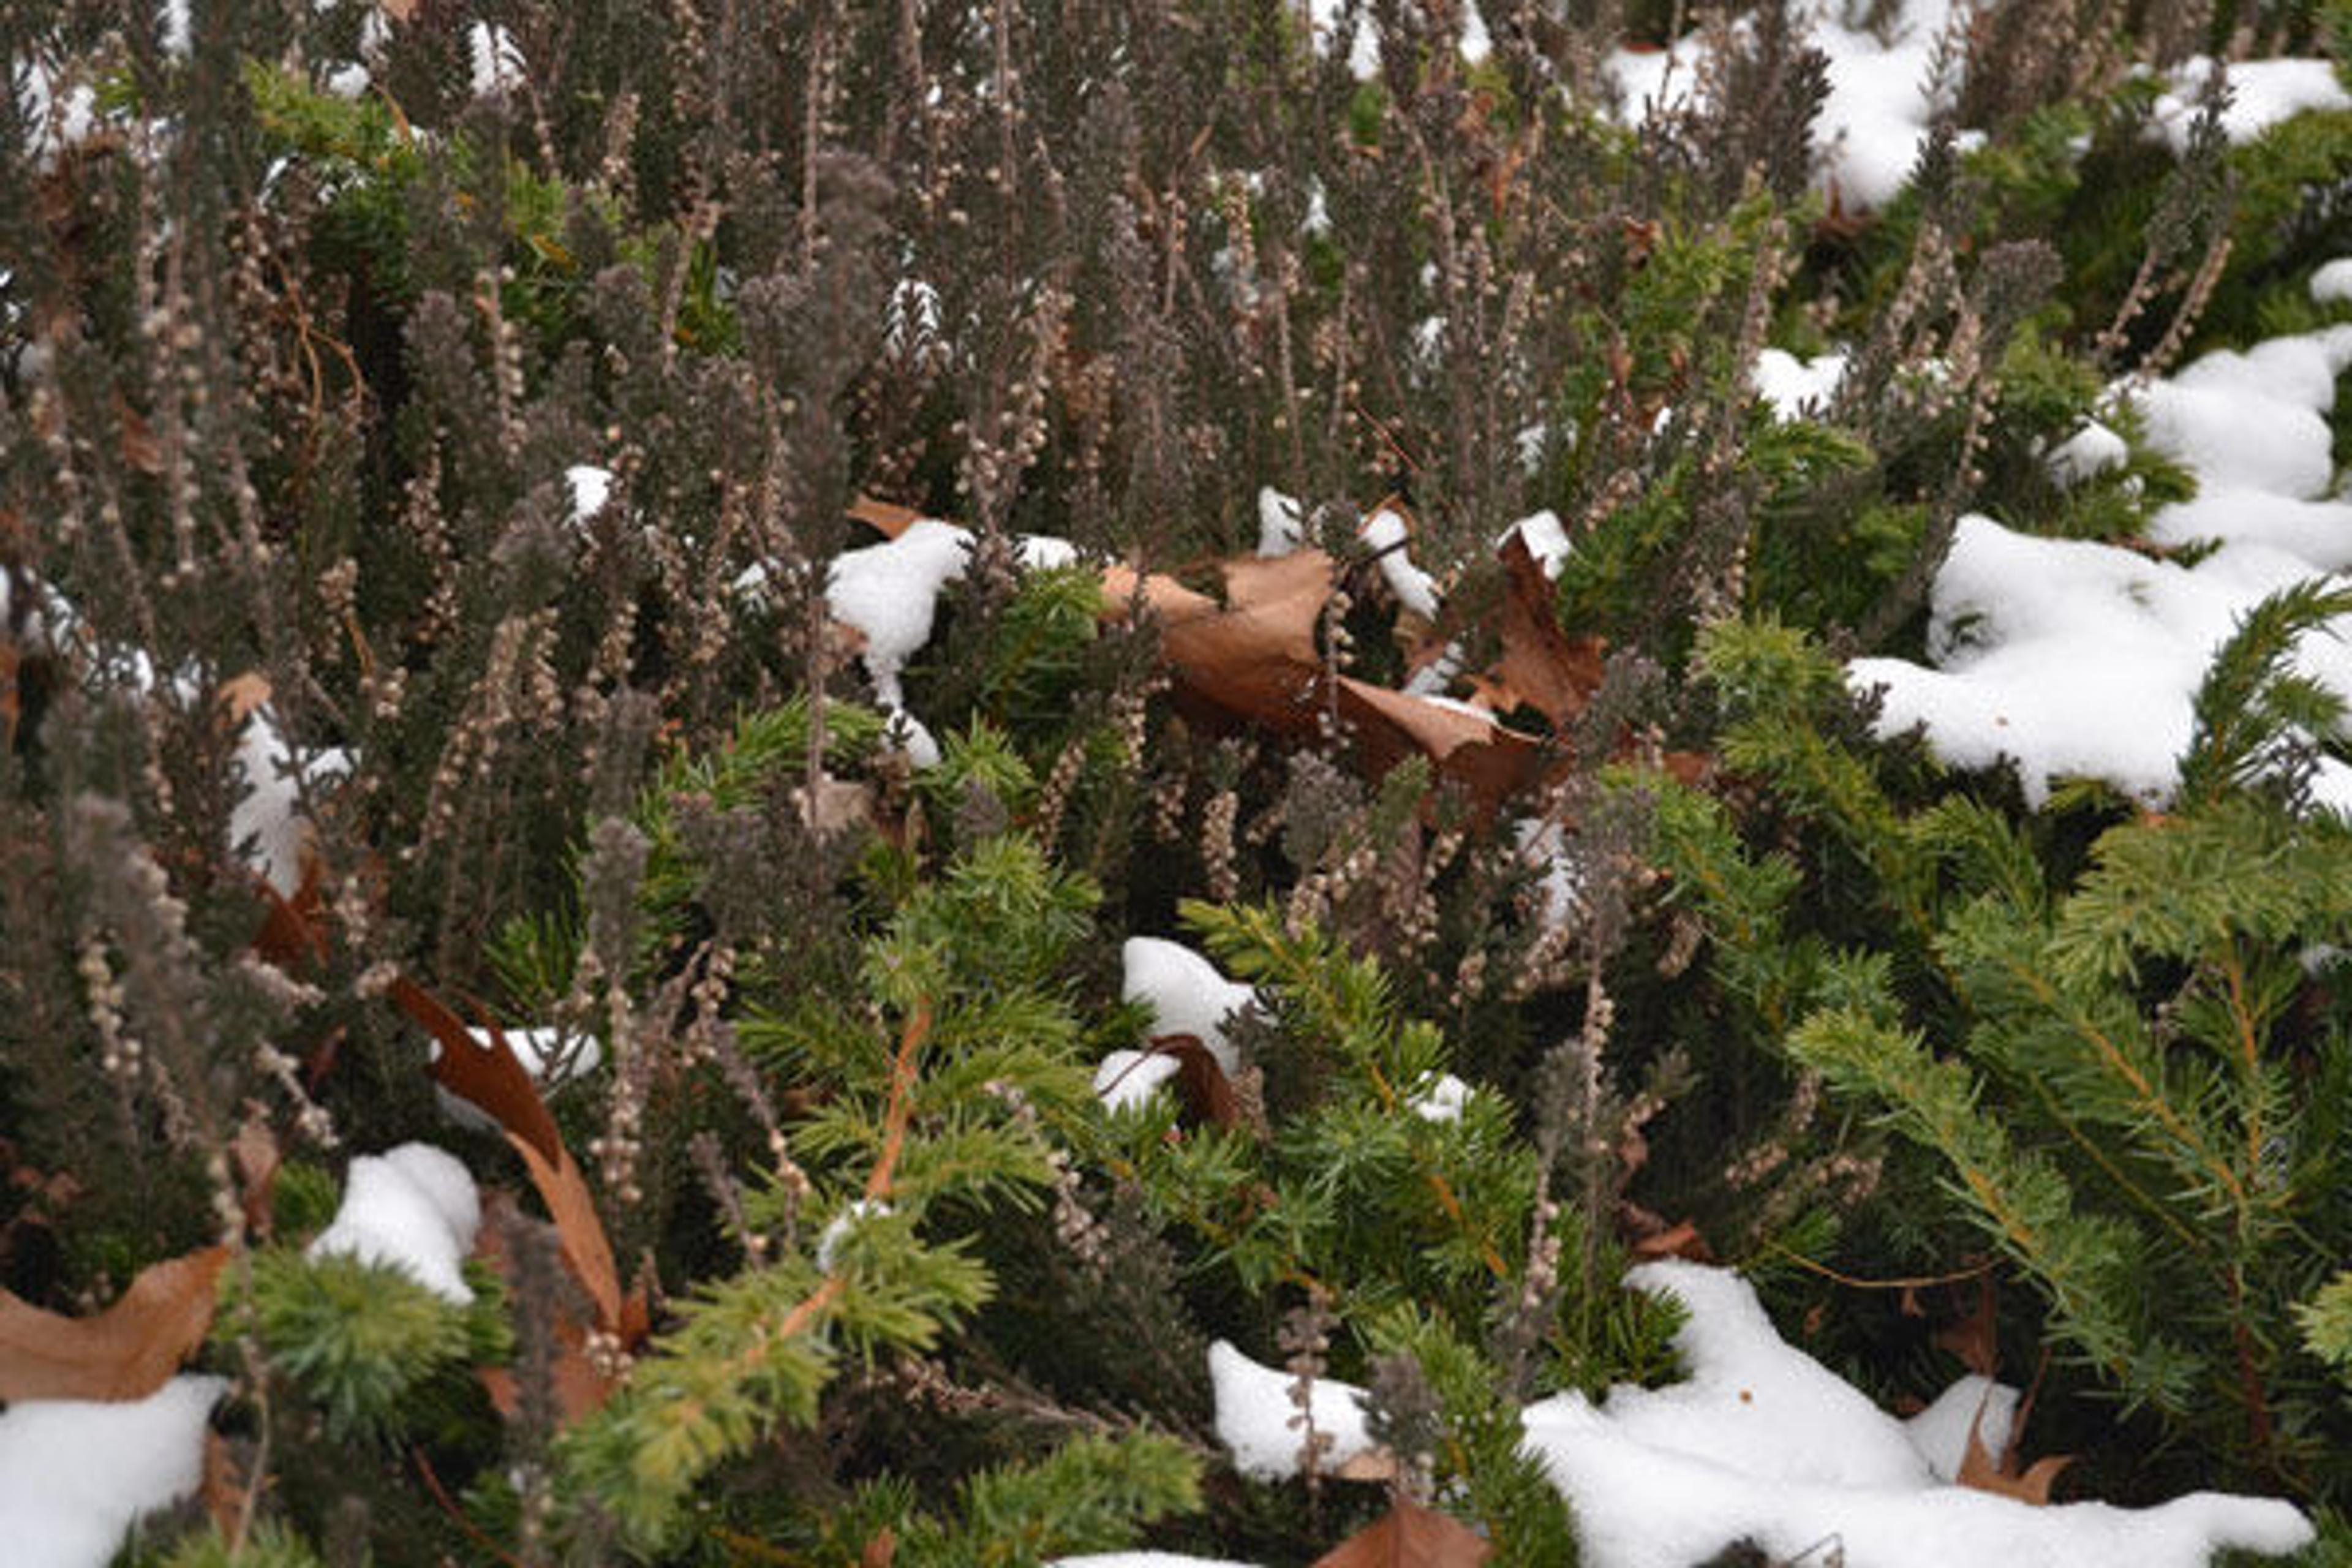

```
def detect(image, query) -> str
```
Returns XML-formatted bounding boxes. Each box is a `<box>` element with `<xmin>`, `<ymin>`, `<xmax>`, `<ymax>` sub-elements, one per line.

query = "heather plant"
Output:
<box><xmin>7</xmin><ymin>0</ymin><xmax>2352</xmax><ymax>1564</ymax></box>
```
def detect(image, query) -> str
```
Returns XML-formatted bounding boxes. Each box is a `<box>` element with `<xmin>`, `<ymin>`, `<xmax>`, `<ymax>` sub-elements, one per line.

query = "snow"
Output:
<box><xmin>2313</xmin><ymin>258</ymin><xmax>2352</xmax><ymax>306</ymax></box>
<box><xmin>1517</xmin><ymin>1261</ymin><xmax>2313</xmax><ymax>1568</ymax></box>
<box><xmin>1904</xmin><ymin>1374</ymin><xmax>2017</xmax><ymax>1483</ymax></box>
<box><xmin>1257</xmin><ymin>486</ymin><xmax>1306</xmax><ymax>557</ymax></box>
<box><xmin>307</xmin><ymin>1142</ymin><xmax>482</xmax><ymax>1305</ymax></box>
<box><xmin>1609</xmin><ymin>4</ymin><xmax>1962</xmax><ymax>212</ymax></box>
<box><xmin>158</xmin><ymin>0</ymin><xmax>190</xmax><ymax>57</ymax></box>
<box><xmin>1052</xmin><ymin>1558</ymin><xmax>1259</xmax><ymax>1568</ymax></box>
<box><xmin>1850</xmin><ymin>323</ymin><xmax>2352</xmax><ymax>812</ymax></box>
<box><xmin>1092</xmin><ymin>1048</ymin><xmax>1183</xmax><ymax>1113</ymax></box>
<box><xmin>1501</xmin><ymin>509</ymin><xmax>1573</xmax><ymax>579</ymax></box>
<box><xmin>815</xmin><ymin>1199</ymin><xmax>889</xmax><ymax>1270</ymax></box>
<box><xmin>1755</xmin><ymin>348</ymin><xmax>1850</xmax><ymax>419</ymax></box>
<box><xmin>1120</xmin><ymin>937</ymin><xmax>1257</xmax><ymax>1075</ymax></box>
<box><xmin>1362</xmin><ymin>507</ymin><xmax>1441</xmax><ymax>619</ymax></box>
<box><xmin>565</xmin><ymin>465</ymin><xmax>614</xmax><ymax>526</ymax></box>
<box><xmin>1408</xmin><ymin>1071</ymin><xmax>1469</xmax><ymax>1121</ymax></box>
<box><xmin>2152</xmin><ymin>56</ymin><xmax>2352</xmax><ymax>156</ymax></box>
<box><xmin>1202</xmin><ymin>1263</ymin><xmax>2307</xmax><ymax>1567</ymax></box>
<box><xmin>1207</xmin><ymin>1339</ymin><xmax>1379</xmax><ymax>1480</ymax></box>
<box><xmin>12</xmin><ymin>58</ymin><xmax>98</xmax><ymax>168</ymax></box>
<box><xmin>430</xmin><ymin>1025</ymin><xmax>601</xmax><ymax>1133</ymax></box>
<box><xmin>2046</xmin><ymin>420</ymin><xmax>2128</xmax><ymax>488</ymax></box>
<box><xmin>231</xmin><ymin>706</ymin><xmax>352</xmax><ymax>897</ymax></box>
<box><xmin>0</xmin><ymin>1374</ymin><xmax>227</xmax><ymax>1568</ymax></box>
<box><xmin>467</xmin><ymin>21</ymin><xmax>526</xmax><ymax>99</ymax></box>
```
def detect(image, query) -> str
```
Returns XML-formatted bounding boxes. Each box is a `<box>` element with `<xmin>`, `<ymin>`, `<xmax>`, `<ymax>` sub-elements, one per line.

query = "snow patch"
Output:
<box><xmin>307</xmin><ymin>1142</ymin><xmax>482</xmax><ymax>1305</ymax></box>
<box><xmin>1092</xmin><ymin>1049</ymin><xmax>1184</xmax><ymax>1113</ymax></box>
<box><xmin>1755</xmin><ymin>348</ymin><xmax>1850</xmax><ymax>419</ymax></box>
<box><xmin>2045</xmin><ymin>420</ymin><xmax>2127</xmax><ymax>488</ymax></box>
<box><xmin>1408</xmin><ymin>1072</ymin><xmax>1469</xmax><ymax>1122</ymax></box>
<box><xmin>467</xmin><ymin>21</ymin><xmax>526</xmax><ymax>98</ymax></box>
<box><xmin>1121</xmin><ymin>937</ymin><xmax>1257</xmax><ymax>1076</ymax></box>
<box><xmin>2312</xmin><ymin>258</ymin><xmax>2352</xmax><ymax>306</ymax></box>
<box><xmin>1520</xmin><ymin>1262</ymin><xmax>2313</xmax><ymax>1568</ymax></box>
<box><xmin>1849</xmin><ymin>324</ymin><xmax>2352</xmax><ymax>810</ymax></box>
<box><xmin>0</xmin><ymin>1374</ymin><xmax>228</xmax><ymax>1568</ymax></box>
<box><xmin>2152</xmin><ymin>56</ymin><xmax>2352</xmax><ymax>155</ymax></box>
<box><xmin>1362</xmin><ymin>507</ymin><xmax>1441</xmax><ymax>619</ymax></box>
<box><xmin>1208</xmin><ymin>1339</ymin><xmax>1378</xmax><ymax>1480</ymax></box>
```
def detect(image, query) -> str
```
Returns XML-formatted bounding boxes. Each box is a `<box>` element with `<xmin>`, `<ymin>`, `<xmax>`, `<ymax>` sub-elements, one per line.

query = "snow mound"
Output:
<box><xmin>1755</xmin><ymin>349</ymin><xmax>1850</xmax><ymax>419</ymax></box>
<box><xmin>1849</xmin><ymin>324</ymin><xmax>2352</xmax><ymax>812</ymax></box>
<box><xmin>2313</xmin><ymin>258</ymin><xmax>2352</xmax><ymax>306</ymax></box>
<box><xmin>2152</xmin><ymin>56</ymin><xmax>2352</xmax><ymax>155</ymax></box>
<box><xmin>1610</xmin><ymin>4</ymin><xmax>1963</xmax><ymax>212</ymax></box>
<box><xmin>821</xmin><ymin>517</ymin><xmax>1077</xmax><ymax>766</ymax></box>
<box><xmin>1092</xmin><ymin>1049</ymin><xmax>1183</xmax><ymax>1113</ymax></box>
<box><xmin>1121</xmin><ymin>937</ymin><xmax>1257</xmax><ymax>1075</ymax></box>
<box><xmin>1207</xmin><ymin>1339</ymin><xmax>1378</xmax><ymax>1481</ymax></box>
<box><xmin>1520</xmin><ymin>1262</ymin><xmax>2313</xmax><ymax>1568</ymax></box>
<box><xmin>0</xmin><ymin>1374</ymin><xmax>228</xmax><ymax>1568</ymax></box>
<box><xmin>307</xmin><ymin>1142</ymin><xmax>481</xmax><ymax>1304</ymax></box>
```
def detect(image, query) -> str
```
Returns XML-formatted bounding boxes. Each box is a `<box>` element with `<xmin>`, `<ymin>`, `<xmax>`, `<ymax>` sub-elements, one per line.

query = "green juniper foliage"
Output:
<box><xmin>8</xmin><ymin>0</ymin><xmax>2352</xmax><ymax>1562</ymax></box>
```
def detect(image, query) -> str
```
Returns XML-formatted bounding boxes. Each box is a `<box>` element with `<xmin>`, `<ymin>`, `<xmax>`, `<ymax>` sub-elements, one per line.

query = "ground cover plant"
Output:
<box><xmin>5</xmin><ymin>0</ymin><xmax>2352</xmax><ymax>1564</ymax></box>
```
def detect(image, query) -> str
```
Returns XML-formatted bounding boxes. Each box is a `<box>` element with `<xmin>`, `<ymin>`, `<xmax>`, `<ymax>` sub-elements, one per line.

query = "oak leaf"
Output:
<box><xmin>1957</xmin><ymin>1399</ymin><xmax>2071</xmax><ymax>1504</ymax></box>
<box><xmin>1311</xmin><ymin>1498</ymin><xmax>1493</xmax><ymax>1567</ymax></box>
<box><xmin>0</xmin><ymin>1245</ymin><xmax>229</xmax><ymax>1402</ymax></box>
<box><xmin>1150</xmin><ymin>1034</ymin><xmax>1243</xmax><ymax>1128</ymax></box>
<box><xmin>390</xmin><ymin>978</ymin><xmax>647</xmax><ymax>1348</ymax></box>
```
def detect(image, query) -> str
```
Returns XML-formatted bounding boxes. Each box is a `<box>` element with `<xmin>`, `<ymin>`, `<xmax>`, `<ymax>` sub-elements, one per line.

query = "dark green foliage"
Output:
<box><xmin>13</xmin><ymin>0</ymin><xmax>2352</xmax><ymax>1562</ymax></box>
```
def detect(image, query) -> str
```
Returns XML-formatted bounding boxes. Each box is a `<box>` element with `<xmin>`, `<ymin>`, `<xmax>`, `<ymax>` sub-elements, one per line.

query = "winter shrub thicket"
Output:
<box><xmin>5</xmin><ymin>1</ymin><xmax>2352</xmax><ymax>1563</ymax></box>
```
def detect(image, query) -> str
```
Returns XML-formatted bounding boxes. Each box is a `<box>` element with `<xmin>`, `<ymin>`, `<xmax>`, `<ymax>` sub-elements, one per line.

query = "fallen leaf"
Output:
<box><xmin>861</xmin><ymin>1526</ymin><xmax>899</xmax><ymax>1567</ymax></box>
<box><xmin>472</xmin><ymin>1193</ymin><xmax>623</xmax><ymax>1424</ymax></box>
<box><xmin>252</xmin><ymin>859</ymin><xmax>331</xmax><ymax>971</ymax></box>
<box><xmin>233</xmin><ymin>1112</ymin><xmax>281</xmax><ymax>1240</ymax></box>
<box><xmin>0</xmin><ymin>1245</ymin><xmax>229</xmax><ymax>1402</ymax></box>
<box><xmin>1957</xmin><ymin>1396</ymin><xmax>2071</xmax><ymax>1504</ymax></box>
<box><xmin>1628</xmin><ymin>1219</ymin><xmax>1714</xmax><ymax>1264</ymax></box>
<box><xmin>1480</xmin><ymin>532</ymin><xmax>1607</xmax><ymax>729</ymax></box>
<box><xmin>848</xmin><ymin>494</ymin><xmax>922</xmax><ymax>540</ymax></box>
<box><xmin>1150</xmin><ymin>1034</ymin><xmax>1243</xmax><ymax>1128</ymax></box>
<box><xmin>1103</xmin><ymin>551</ymin><xmax>1542</xmax><ymax>815</ymax></box>
<box><xmin>1311</xmin><ymin>1498</ymin><xmax>1493</xmax><ymax>1567</ymax></box>
<box><xmin>216</xmin><ymin>670</ymin><xmax>273</xmax><ymax>731</ymax></box>
<box><xmin>1934</xmin><ymin>1272</ymin><xmax>2000</xmax><ymax>1379</ymax></box>
<box><xmin>1330</xmin><ymin>1446</ymin><xmax>1401</xmax><ymax>1482</ymax></box>
<box><xmin>390</xmin><ymin>978</ymin><xmax>647</xmax><ymax>1346</ymax></box>
<box><xmin>116</xmin><ymin>394</ymin><xmax>164</xmax><ymax>475</ymax></box>
<box><xmin>200</xmin><ymin>1428</ymin><xmax>245</xmax><ymax>1540</ymax></box>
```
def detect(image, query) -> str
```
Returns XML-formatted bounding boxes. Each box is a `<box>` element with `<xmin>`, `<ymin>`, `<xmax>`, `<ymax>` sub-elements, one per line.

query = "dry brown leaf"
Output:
<box><xmin>1102</xmin><ymin>549</ymin><xmax>1542</xmax><ymax>815</ymax></box>
<box><xmin>1934</xmin><ymin>1273</ymin><xmax>2000</xmax><ymax>1380</ymax></box>
<box><xmin>1483</xmin><ymin>532</ymin><xmax>1607</xmax><ymax>729</ymax></box>
<box><xmin>390</xmin><ymin>977</ymin><xmax>647</xmax><ymax>1345</ymax></box>
<box><xmin>0</xmin><ymin>1245</ymin><xmax>228</xmax><ymax>1402</ymax></box>
<box><xmin>472</xmin><ymin>1193</ymin><xmax>622</xmax><ymax>1425</ymax></box>
<box><xmin>860</xmin><ymin>1526</ymin><xmax>899</xmax><ymax>1568</ymax></box>
<box><xmin>116</xmin><ymin>394</ymin><xmax>164</xmax><ymax>475</ymax></box>
<box><xmin>233</xmin><ymin>1112</ymin><xmax>281</xmax><ymax>1240</ymax></box>
<box><xmin>217</xmin><ymin>670</ymin><xmax>273</xmax><ymax>731</ymax></box>
<box><xmin>1956</xmin><ymin>1396</ymin><xmax>2071</xmax><ymax>1504</ymax></box>
<box><xmin>1311</xmin><ymin>1498</ymin><xmax>1493</xmax><ymax>1567</ymax></box>
<box><xmin>1628</xmin><ymin>1218</ymin><xmax>1714</xmax><ymax>1264</ymax></box>
<box><xmin>1148</xmin><ymin>1034</ymin><xmax>1243</xmax><ymax>1128</ymax></box>
<box><xmin>1330</xmin><ymin>1446</ymin><xmax>1402</xmax><ymax>1483</ymax></box>
<box><xmin>848</xmin><ymin>494</ymin><xmax>922</xmax><ymax>540</ymax></box>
